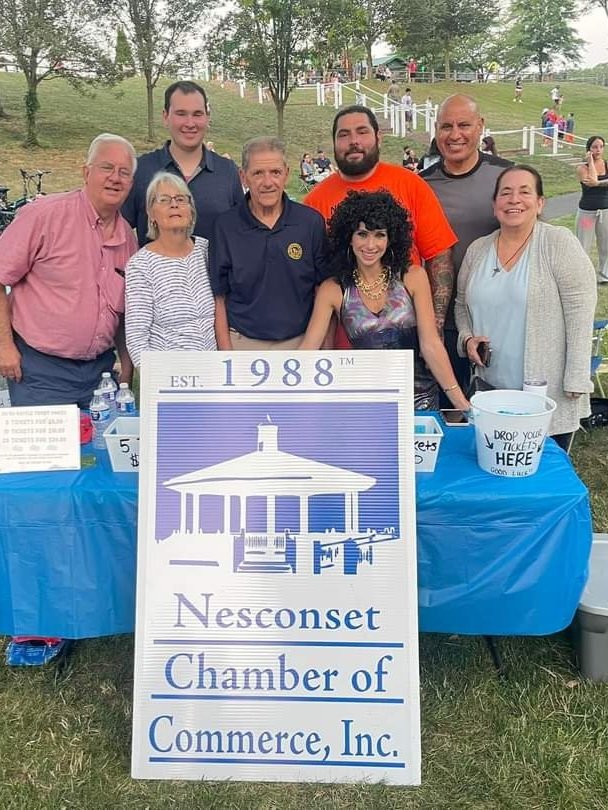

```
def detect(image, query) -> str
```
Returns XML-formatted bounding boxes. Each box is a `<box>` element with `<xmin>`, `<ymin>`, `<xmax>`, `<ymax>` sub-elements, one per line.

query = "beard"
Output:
<box><xmin>335</xmin><ymin>142</ymin><xmax>380</xmax><ymax>177</ymax></box>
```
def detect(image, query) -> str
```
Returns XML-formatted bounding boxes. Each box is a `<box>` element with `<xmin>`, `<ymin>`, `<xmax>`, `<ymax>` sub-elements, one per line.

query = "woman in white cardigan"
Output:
<box><xmin>455</xmin><ymin>165</ymin><xmax>597</xmax><ymax>449</ymax></box>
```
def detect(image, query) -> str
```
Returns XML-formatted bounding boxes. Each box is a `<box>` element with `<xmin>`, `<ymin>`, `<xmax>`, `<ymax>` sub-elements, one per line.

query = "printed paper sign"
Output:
<box><xmin>132</xmin><ymin>350</ymin><xmax>420</xmax><ymax>784</ymax></box>
<box><xmin>0</xmin><ymin>404</ymin><xmax>80</xmax><ymax>473</ymax></box>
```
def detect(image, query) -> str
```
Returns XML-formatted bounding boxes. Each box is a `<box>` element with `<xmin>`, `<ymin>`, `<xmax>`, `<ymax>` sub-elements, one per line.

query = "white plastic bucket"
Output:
<box><xmin>470</xmin><ymin>389</ymin><xmax>556</xmax><ymax>478</ymax></box>
<box><xmin>413</xmin><ymin>415</ymin><xmax>443</xmax><ymax>472</ymax></box>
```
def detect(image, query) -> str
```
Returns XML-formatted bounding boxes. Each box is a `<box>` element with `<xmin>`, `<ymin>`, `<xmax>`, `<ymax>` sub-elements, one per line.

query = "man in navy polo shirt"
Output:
<box><xmin>210</xmin><ymin>136</ymin><xmax>329</xmax><ymax>349</ymax></box>
<box><xmin>122</xmin><ymin>80</ymin><xmax>243</xmax><ymax>245</ymax></box>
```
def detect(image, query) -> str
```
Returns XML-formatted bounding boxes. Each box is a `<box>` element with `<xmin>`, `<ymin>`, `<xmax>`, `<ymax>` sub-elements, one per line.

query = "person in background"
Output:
<box><xmin>455</xmin><ymin>165</ymin><xmax>596</xmax><ymax>450</ymax></box>
<box><xmin>300</xmin><ymin>190</ymin><xmax>469</xmax><ymax>412</ymax></box>
<box><xmin>513</xmin><ymin>77</ymin><xmax>523</xmax><ymax>103</ymax></box>
<box><xmin>402</xmin><ymin>147</ymin><xmax>417</xmax><ymax>171</ymax></box>
<box><xmin>300</xmin><ymin>153</ymin><xmax>318</xmax><ymax>185</ymax></box>
<box><xmin>387</xmin><ymin>79</ymin><xmax>401</xmax><ymax>103</ymax></box>
<box><xmin>125</xmin><ymin>172</ymin><xmax>216</xmax><ymax>368</ymax></box>
<box><xmin>122</xmin><ymin>80</ymin><xmax>243</xmax><ymax>245</ymax></box>
<box><xmin>481</xmin><ymin>135</ymin><xmax>498</xmax><ymax>156</ymax></box>
<box><xmin>211</xmin><ymin>136</ymin><xmax>329</xmax><ymax>350</ymax></box>
<box><xmin>401</xmin><ymin>87</ymin><xmax>413</xmax><ymax>133</ymax></box>
<box><xmin>565</xmin><ymin>113</ymin><xmax>575</xmax><ymax>144</ymax></box>
<box><xmin>576</xmin><ymin>135</ymin><xmax>608</xmax><ymax>284</ymax></box>
<box><xmin>313</xmin><ymin>149</ymin><xmax>334</xmax><ymax>176</ymax></box>
<box><xmin>0</xmin><ymin>132</ymin><xmax>138</xmax><ymax>667</ymax></box>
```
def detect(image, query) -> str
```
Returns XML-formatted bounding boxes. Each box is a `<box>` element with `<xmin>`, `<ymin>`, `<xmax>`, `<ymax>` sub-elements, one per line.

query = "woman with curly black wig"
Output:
<box><xmin>300</xmin><ymin>190</ymin><xmax>469</xmax><ymax>410</ymax></box>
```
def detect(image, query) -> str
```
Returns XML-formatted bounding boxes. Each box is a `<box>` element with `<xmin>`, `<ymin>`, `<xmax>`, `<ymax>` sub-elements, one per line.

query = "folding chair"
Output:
<box><xmin>298</xmin><ymin>175</ymin><xmax>314</xmax><ymax>194</ymax></box>
<box><xmin>591</xmin><ymin>319</ymin><xmax>608</xmax><ymax>397</ymax></box>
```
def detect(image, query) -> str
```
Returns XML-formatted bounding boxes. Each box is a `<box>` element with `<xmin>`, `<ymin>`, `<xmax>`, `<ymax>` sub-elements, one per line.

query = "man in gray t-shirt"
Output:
<box><xmin>421</xmin><ymin>94</ymin><xmax>512</xmax><ymax>392</ymax></box>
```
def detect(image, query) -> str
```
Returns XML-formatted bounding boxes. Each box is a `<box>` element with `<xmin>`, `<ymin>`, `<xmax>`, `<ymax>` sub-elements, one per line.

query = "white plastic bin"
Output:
<box><xmin>414</xmin><ymin>416</ymin><xmax>443</xmax><ymax>473</ymax></box>
<box><xmin>575</xmin><ymin>534</ymin><xmax>608</xmax><ymax>681</ymax></box>
<box><xmin>103</xmin><ymin>416</ymin><xmax>140</xmax><ymax>473</ymax></box>
<box><xmin>470</xmin><ymin>389</ymin><xmax>556</xmax><ymax>478</ymax></box>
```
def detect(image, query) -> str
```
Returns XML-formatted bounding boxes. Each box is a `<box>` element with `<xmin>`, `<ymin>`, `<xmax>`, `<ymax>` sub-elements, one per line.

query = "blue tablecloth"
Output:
<box><xmin>0</xmin><ymin>425</ymin><xmax>592</xmax><ymax>638</ymax></box>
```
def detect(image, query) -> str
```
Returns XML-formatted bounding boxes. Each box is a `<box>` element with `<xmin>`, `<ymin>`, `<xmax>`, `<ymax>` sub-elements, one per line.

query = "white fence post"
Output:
<box><xmin>320</xmin><ymin>84</ymin><xmax>325</xmax><ymax>105</ymax></box>
<box><xmin>552</xmin><ymin>124</ymin><xmax>559</xmax><ymax>154</ymax></box>
<box><xmin>529</xmin><ymin>126</ymin><xmax>536</xmax><ymax>155</ymax></box>
<box><xmin>383</xmin><ymin>94</ymin><xmax>388</xmax><ymax>118</ymax></box>
<box><xmin>522</xmin><ymin>126</ymin><xmax>528</xmax><ymax>150</ymax></box>
<box><xmin>389</xmin><ymin>104</ymin><xmax>395</xmax><ymax>134</ymax></box>
<box><xmin>361</xmin><ymin>94</ymin><xmax>366</xmax><ymax>107</ymax></box>
<box><xmin>401</xmin><ymin>107</ymin><xmax>406</xmax><ymax>135</ymax></box>
<box><xmin>258</xmin><ymin>84</ymin><xmax>263</xmax><ymax>104</ymax></box>
<box><xmin>203</xmin><ymin>65</ymin><xmax>210</xmax><ymax>82</ymax></box>
<box><xmin>412</xmin><ymin>104</ymin><xmax>418</xmax><ymax>131</ymax></box>
<box><xmin>239</xmin><ymin>79</ymin><xmax>245</xmax><ymax>98</ymax></box>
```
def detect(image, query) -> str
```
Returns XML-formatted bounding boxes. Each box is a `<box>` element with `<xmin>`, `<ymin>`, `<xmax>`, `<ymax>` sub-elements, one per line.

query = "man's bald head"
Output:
<box><xmin>435</xmin><ymin>94</ymin><xmax>485</xmax><ymax>175</ymax></box>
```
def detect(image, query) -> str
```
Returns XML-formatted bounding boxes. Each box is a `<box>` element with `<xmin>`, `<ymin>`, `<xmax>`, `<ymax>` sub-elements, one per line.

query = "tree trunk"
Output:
<box><xmin>366</xmin><ymin>43</ymin><xmax>373</xmax><ymax>82</ymax></box>
<box><xmin>444</xmin><ymin>50</ymin><xmax>451</xmax><ymax>81</ymax></box>
<box><xmin>0</xmin><ymin>94</ymin><xmax>7</xmax><ymax>119</ymax></box>
<box><xmin>275</xmin><ymin>100</ymin><xmax>285</xmax><ymax>136</ymax></box>
<box><xmin>146</xmin><ymin>72</ymin><xmax>155</xmax><ymax>141</ymax></box>
<box><xmin>24</xmin><ymin>82</ymin><xmax>40</xmax><ymax>148</ymax></box>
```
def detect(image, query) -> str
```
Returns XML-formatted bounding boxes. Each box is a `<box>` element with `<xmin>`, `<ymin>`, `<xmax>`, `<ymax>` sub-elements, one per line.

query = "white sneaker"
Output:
<box><xmin>597</xmin><ymin>274</ymin><xmax>608</xmax><ymax>285</ymax></box>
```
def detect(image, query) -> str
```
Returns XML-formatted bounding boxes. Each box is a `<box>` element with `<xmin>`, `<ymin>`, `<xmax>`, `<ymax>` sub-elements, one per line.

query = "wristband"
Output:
<box><xmin>443</xmin><ymin>384</ymin><xmax>458</xmax><ymax>393</ymax></box>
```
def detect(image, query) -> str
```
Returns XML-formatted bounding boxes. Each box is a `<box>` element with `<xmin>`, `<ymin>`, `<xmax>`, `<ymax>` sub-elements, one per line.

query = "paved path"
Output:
<box><xmin>543</xmin><ymin>192</ymin><xmax>579</xmax><ymax>220</ymax></box>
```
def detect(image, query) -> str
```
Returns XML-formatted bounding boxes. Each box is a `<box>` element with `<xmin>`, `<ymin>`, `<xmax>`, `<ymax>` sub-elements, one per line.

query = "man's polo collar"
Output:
<box><xmin>239</xmin><ymin>192</ymin><xmax>292</xmax><ymax>230</ymax></box>
<box><xmin>163</xmin><ymin>140</ymin><xmax>214</xmax><ymax>172</ymax></box>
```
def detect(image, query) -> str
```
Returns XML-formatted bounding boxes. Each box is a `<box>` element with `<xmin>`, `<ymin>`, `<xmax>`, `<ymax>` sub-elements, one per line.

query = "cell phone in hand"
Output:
<box><xmin>477</xmin><ymin>341</ymin><xmax>492</xmax><ymax>367</ymax></box>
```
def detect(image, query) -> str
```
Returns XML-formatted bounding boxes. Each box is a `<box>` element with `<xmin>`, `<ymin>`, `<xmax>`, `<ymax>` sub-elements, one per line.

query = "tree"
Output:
<box><xmin>0</xmin><ymin>0</ymin><xmax>115</xmax><ymax>146</ymax></box>
<box><xmin>354</xmin><ymin>0</ymin><xmax>393</xmax><ymax>81</ymax></box>
<box><xmin>115</xmin><ymin>26</ymin><xmax>136</xmax><ymax>77</ymax></box>
<box><xmin>388</xmin><ymin>0</ymin><xmax>499</xmax><ymax>79</ymax></box>
<box><xmin>507</xmin><ymin>0</ymin><xmax>584</xmax><ymax>79</ymax></box>
<box><xmin>208</xmin><ymin>0</ymin><xmax>315</xmax><ymax>136</ymax></box>
<box><xmin>114</xmin><ymin>0</ymin><xmax>209</xmax><ymax>141</ymax></box>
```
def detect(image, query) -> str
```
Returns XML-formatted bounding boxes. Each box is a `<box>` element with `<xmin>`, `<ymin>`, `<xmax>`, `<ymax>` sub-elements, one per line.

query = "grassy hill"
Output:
<box><xmin>1</xmin><ymin>71</ymin><xmax>608</xmax><ymax>810</ymax></box>
<box><xmin>1</xmin><ymin>73</ymin><xmax>607</xmax><ymax>198</ymax></box>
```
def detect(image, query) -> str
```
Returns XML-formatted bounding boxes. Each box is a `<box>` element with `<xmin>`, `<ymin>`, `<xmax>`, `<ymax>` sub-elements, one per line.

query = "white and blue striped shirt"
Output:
<box><xmin>125</xmin><ymin>236</ymin><xmax>217</xmax><ymax>367</ymax></box>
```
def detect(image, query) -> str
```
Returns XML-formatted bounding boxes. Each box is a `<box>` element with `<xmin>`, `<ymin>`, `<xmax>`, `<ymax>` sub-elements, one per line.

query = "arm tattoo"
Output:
<box><xmin>426</xmin><ymin>250</ymin><xmax>454</xmax><ymax>329</ymax></box>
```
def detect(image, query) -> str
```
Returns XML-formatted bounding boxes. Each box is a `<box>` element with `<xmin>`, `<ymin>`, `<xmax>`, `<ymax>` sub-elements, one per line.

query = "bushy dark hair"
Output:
<box><xmin>326</xmin><ymin>190</ymin><xmax>413</xmax><ymax>285</ymax></box>
<box><xmin>332</xmin><ymin>105</ymin><xmax>379</xmax><ymax>140</ymax></box>
<box><xmin>586</xmin><ymin>135</ymin><xmax>605</xmax><ymax>151</ymax></box>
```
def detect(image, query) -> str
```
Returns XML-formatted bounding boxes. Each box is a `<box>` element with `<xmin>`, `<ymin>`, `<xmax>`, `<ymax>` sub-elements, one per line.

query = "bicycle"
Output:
<box><xmin>0</xmin><ymin>169</ymin><xmax>51</xmax><ymax>233</ymax></box>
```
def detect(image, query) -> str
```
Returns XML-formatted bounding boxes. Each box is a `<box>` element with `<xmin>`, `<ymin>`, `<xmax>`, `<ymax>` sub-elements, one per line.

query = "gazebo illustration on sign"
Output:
<box><xmin>161</xmin><ymin>417</ymin><xmax>400</xmax><ymax>576</ymax></box>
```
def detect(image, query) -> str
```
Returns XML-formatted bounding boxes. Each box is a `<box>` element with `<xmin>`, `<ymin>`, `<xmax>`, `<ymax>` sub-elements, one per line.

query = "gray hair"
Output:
<box><xmin>86</xmin><ymin>133</ymin><xmax>137</xmax><ymax>174</ymax></box>
<box><xmin>145</xmin><ymin>171</ymin><xmax>196</xmax><ymax>240</ymax></box>
<box><xmin>241</xmin><ymin>136</ymin><xmax>287</xmax><ymax>170</ymax></box>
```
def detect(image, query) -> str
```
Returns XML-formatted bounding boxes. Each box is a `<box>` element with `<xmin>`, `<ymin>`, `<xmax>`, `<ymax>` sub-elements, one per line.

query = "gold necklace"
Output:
<box><xmin>353</xmin><ymin>267</ymin><xmax>390</xmax><ymax>300</ymax></box>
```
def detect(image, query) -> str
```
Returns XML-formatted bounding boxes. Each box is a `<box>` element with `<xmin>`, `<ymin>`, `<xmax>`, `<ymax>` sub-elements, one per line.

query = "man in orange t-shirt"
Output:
<box><xmin>304</xmin><ymin>105</ymin><xmax>456</xmax><ymax>345</ymax></box>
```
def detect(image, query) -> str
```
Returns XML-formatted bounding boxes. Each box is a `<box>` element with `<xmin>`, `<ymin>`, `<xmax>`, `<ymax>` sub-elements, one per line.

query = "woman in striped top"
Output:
<box><xmin>125</xmin><ymin>171</ymin><xmax>217</xmax><ymax>367</ymax></box>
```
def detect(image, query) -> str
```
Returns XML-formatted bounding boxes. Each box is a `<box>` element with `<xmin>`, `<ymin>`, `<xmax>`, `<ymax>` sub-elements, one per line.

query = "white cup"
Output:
<box><xmin>523</xmin><ymin>379</ymin><xmax>548</xmax><ymax>399</ymax></box>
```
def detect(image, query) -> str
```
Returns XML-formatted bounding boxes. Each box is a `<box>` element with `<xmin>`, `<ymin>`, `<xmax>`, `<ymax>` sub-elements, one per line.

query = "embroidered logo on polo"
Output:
<box><xmin>287</xmin><ymin>242</ymin><xmax>303</xmax><ymax>260</ymax></box>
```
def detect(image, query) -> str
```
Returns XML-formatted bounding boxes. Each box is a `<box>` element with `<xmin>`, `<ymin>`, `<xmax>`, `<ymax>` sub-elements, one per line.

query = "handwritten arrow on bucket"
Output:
<box><xmin>484</xmin><ymin>433</ymin><xmax>494</xmax><ymax>449</ymax></box>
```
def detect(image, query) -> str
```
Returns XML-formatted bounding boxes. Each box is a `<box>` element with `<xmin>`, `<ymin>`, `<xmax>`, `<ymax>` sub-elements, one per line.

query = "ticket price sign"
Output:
<box><xmin>132</xmin><ymin>350</ymin><xmax>421</xmax><ymax>784</ymax></box>
<box><xmin>0</xmin><ymin>404</ymin><xmax>80</xmax><ymax>473</ymax></box>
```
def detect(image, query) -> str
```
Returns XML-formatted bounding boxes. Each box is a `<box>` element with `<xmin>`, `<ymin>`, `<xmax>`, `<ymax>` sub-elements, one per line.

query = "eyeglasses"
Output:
<box><xmin>155</xmin><ymin>194</ymin><xmax>191</xmax><ymax>206</ymax></box>
<box><xmin>93</xmin><ymin>163</ymin><xmax>133</xmax><ymax>180</ymax></box>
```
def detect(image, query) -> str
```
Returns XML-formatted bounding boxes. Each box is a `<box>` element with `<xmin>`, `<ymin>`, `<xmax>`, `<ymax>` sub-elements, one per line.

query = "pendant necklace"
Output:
<box><xmin>492</xmin><ymin>228</ymin><xmax>534</xmax><ymax>277</ymax></box>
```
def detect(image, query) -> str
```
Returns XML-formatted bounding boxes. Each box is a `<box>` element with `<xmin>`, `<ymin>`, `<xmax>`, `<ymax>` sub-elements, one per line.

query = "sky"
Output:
<box><xmin>578</xmin><ymin>8</ymin><xmax>608</xmax><ymax>67</ymax></box>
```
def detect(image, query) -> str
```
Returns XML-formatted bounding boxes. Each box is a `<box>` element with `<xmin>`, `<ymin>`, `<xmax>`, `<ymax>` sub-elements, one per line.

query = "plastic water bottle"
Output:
<box><xmin>89</xmin><ymin>389</ymin><xmax>111</xmax><ymax>449</ymax></box>
<box><xmin>99</xmin><ymin>371</ymin><xmax>118</xmax><ymax>412</ymax></box>
<box><xmin>116</xmin><ymin>382</ymin><xmax>137</xmax><ymax>415</ymax></box>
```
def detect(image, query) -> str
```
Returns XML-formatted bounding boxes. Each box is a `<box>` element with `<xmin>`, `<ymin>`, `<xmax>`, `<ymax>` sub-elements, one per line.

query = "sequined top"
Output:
<box><xmin>340</xmin><ymin>279</ymin><xmax>438</xmax><ymax>409</ymax></box>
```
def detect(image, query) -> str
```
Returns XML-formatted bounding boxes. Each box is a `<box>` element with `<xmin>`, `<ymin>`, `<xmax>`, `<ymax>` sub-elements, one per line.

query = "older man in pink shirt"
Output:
<box><xmin>0</xmin><ymin>133</ymin><xmax>138</xmax><ymax>407</ymax></box>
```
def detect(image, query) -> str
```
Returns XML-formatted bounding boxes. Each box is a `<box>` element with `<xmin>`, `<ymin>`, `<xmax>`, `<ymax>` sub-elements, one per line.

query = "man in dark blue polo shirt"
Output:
<box><xmin>122</xmin><ymin>80</ymin><xmax>243</xmax><ymax>245</ymax></box>
<box><xmin>210</xmin><ymin>136</ymin><xmax>329</xmax><ymax>349</ymax></box>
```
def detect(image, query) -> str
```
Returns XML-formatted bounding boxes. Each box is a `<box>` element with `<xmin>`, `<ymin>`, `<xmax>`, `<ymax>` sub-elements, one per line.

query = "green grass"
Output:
<box><xmin>2</xmin><ymin>74</ymin><xmax>608</xmax><ymax>808</ymax></box>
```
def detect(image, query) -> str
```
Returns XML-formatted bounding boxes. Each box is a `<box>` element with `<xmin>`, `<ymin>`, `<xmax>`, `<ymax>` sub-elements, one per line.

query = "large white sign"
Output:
<box><xmin>132</xmin><ymin>350</ymin><xmax>420</xmax><ymax>784</ymax></box>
